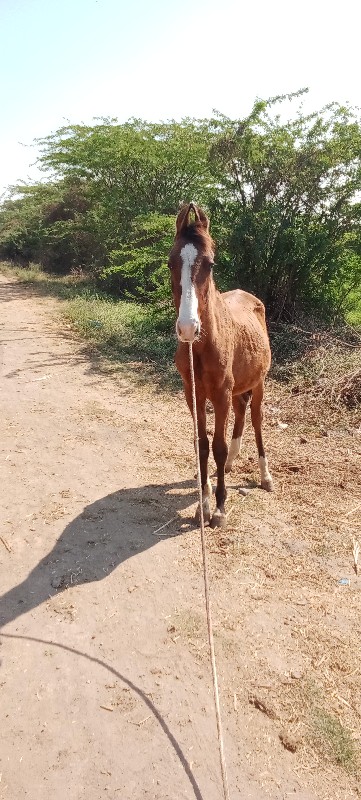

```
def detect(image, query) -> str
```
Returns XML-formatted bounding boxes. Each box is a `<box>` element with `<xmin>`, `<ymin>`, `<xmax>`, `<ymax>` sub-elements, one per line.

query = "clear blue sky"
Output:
<box><xmin>1</xmin><ymin>0</ymin><xmax>360</xmax><ymax>195</ymax></box>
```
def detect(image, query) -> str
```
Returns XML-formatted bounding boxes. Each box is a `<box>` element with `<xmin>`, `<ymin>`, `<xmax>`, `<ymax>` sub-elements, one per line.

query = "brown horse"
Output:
<box><xmin>169</xmin><ymin>202</ymin><xmax>273</xmax><ymax>529</ymax></box>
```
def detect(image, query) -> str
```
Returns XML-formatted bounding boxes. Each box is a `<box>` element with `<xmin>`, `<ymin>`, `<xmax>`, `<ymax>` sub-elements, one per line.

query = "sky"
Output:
<box><xmin>0</xmin><ymin>0</ymin><xmax>360</xmax><ymax>196</ymax></box>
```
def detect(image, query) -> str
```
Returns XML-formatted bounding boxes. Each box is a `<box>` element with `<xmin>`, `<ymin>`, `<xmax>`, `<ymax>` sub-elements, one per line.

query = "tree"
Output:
<box><xmin>0</xmin><ymin>178</ymin><xmax>103</xmax><ymax>272</ymax></box>
<box><xmin>208</xmin><ymin>94</ymin><xmax>361</xmax><ymax>320</ymax></box>
<box><xmin>1</xmin><ymin>98</ymin><xmax>360</xmax><ymax>321</ymax></box>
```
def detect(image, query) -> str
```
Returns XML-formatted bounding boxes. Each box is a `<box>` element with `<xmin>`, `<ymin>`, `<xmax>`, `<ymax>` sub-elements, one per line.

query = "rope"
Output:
<box><xmin>188</xmin><ymin>343</ymin><xmax>231</xmax><ymax>800</ymax></box>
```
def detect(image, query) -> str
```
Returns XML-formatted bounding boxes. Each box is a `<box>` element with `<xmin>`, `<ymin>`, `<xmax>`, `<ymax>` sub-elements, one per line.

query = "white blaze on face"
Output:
<box><xmin>177</xmin><ymin>243</ymin><xmax>199</xmax><ymax>341</ymax></box>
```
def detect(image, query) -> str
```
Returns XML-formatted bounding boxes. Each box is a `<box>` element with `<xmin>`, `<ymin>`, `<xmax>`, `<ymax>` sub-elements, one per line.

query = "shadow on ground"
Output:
<box><xmin>0</xmin><ymin>629</ymin><xmax>205</xmax><ymax>800</ymax></box>
<box><xmin>0</xmin><ymin>478</ymin><xmax>206</xmax><ymax>799</ymax></box>
<box><xmin>0</xmin><ymin>480</ymin><xmax>196</xmax><ymax>630</ymax></box>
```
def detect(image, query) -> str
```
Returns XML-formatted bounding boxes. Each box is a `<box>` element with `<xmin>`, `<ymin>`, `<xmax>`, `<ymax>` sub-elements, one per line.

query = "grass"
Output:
<box><xmin>270</xmin><ymin>321</ymin><xmax>361</xmax><ymax>418</ymax></box>
<box><xmin>64</xmin><ymin>293</ymin><xmax>177</xmax><ymax>380</ymax></box>
<box><xmin>0</xmin><ymin>262</ymin><xmax>180</xmax><ymax>391</ymax></box>
<box><xmin>2</xmin><ymin>261</ymin><xmax>361</xmax><ymax>410</ymax></box>
<box><xmin>312</xmin><ymin>708</ymin><xmax>358</xmax><ymax>773</ymax></box>
<box><xmin>346</xmin><ymin>289</ymin><xmax>361</xmax><ymax>327</ymax></box>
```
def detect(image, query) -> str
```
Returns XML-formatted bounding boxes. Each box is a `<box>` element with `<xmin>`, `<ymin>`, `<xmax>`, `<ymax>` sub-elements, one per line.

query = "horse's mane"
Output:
<box><xmin>179</xmin><ymin>221</ymin><xmax>215</xmax><ymax>252</ymax></box>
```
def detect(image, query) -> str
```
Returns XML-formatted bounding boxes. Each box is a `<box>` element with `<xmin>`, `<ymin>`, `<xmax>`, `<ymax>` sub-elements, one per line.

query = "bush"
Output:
<box><xmin>1</xmin><ymin>98</ymin><xmax>361</xmax><ymax>323</ymax></box>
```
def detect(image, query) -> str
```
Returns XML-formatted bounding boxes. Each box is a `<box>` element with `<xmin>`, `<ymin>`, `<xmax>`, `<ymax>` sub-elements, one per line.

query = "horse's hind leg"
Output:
<box><xmin>250</xmin><ymin>380</ymin><xmax>274</xmax><ymax>492</ymax></box>
<box><xmin>225</xmin><ymin>391</ymin><xmax>251</xmax><ymax>473</ymax></box>
<box><xmin>184</xmin><ymin>382</ymin><xmax>212</xmax><ymax>524</ymax></box>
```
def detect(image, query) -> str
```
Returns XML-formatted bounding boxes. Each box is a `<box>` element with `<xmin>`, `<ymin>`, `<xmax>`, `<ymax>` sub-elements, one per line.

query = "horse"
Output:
<box><xmin>168</xmin><ymin>202</ymin><xmax>273</xmax><ymax>529</ymax></box>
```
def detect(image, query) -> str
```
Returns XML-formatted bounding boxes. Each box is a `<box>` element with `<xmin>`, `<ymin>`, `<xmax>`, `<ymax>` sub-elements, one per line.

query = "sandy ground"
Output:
<box><xmin>1</xmin><ymin>274</ymin><xmax>360</xmax><ymax>800</ymax></box>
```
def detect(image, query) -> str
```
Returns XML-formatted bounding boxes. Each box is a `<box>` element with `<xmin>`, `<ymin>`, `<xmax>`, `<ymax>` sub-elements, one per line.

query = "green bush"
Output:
<box><xmin>1</xmin><ymin>97</ymin><xmax>361</xmax><ymax>322</ymax></box>
<box><xmin>99</xmin><ymin>213</ymin><xmax>175</xmax><ymax>301</ymax></box>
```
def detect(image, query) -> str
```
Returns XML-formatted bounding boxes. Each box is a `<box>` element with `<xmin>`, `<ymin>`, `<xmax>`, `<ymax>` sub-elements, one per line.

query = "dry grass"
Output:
<box><xmin>172</xmin><ymin>345</ymin><xmax>361</xmax><ymax>798</ymax></box>
<box><xmin>271</xmin><ymin>323</ymin><xmax>361</xmax><ymax>419</ymax></box>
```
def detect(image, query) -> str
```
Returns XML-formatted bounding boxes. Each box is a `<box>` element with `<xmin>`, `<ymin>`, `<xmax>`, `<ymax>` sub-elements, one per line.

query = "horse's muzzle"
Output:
<box><xmin>176</xmin><ymin>319</ymin><xmax>200</xmax><ymax>343</ymax></box>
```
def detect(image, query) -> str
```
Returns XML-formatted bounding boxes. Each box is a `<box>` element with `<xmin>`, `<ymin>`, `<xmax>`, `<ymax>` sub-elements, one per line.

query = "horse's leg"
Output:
<box><xmin>250</xmin><ymin>380</ymin><xmax>273</xmax><ymax>491</ymax></box>
<box><xmin>210</xmin><ymin>390</ymin><xmax>232</xmax><ymax>528</ymax></box>
<box><xmin>183</xmin><ymin>382</ymin><xmax>212</xmax><ymax>524</ymax></box>
<box><xmin>225</xmin><ymin>391</ymin><xmax>251</xmax><ymax>473</ymax></box>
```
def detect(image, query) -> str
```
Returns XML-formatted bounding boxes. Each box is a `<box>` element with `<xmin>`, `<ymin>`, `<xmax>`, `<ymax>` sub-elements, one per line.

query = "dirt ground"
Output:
<box><xmin>1</xmin><ymin>273</ymin><xmax>360</xmax><ymax>800</ymax></box>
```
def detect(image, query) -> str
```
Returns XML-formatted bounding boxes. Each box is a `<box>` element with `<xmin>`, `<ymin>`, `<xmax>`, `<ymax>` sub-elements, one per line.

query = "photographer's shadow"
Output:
<box><xmin>0</xmin><ymin>480</ymin><xmax>197</xmax><ymax>629</ymax></box>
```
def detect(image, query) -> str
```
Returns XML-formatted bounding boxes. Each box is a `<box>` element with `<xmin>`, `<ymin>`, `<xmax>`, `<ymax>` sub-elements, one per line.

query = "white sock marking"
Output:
<box><xmin>203</xmin><ymin>476</ymin><xmax>212</xmax><ymax>499</ymax></box>
<box><xmin>259</xmin><ymin>456</ymin><xmax>272</xmax><ymax>484</ymax></box>
<box><xmin>202</xmin><ymin>476</ymin><xmax>212</xmax><ymax>517</ymax></box>
<box><xmin>225</xmin><ymin>437</ymin><xmax>242</xmax><ymax>471</ymax></box>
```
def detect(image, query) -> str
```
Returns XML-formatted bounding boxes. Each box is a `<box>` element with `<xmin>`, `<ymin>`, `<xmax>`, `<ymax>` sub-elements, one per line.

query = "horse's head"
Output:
<box><xmin>168</xmin><ymin>202</ymin><xmax>215</xmax><ymax>343</ymax></box>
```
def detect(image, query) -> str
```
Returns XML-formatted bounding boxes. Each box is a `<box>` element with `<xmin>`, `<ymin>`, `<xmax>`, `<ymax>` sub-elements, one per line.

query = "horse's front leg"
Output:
<box><xmin>183</xmin><ymin>382</ymin><xmax>212</xmax><ymax>525</ymax></box>
<box><xmin>211</xmin><ymin>390</ymin><xmax>232</xmax><ymax>529</ymax></box>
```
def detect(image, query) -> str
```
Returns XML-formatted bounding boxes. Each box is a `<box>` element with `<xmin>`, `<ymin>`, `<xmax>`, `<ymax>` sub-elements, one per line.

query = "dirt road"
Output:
<box><xmin>1</xmin><ymin>275</ymin><xmax>360</xmax><ymax>800</ymax></box>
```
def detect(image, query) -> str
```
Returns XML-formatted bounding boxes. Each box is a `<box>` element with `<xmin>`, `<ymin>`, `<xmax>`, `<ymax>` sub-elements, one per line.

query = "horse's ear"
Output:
<box><xmin>176</xmin><ymin>202</ymin><xmax>210</xmax><ymax>235</ymax></box>
<box><xmin>188</xmin><ymin>202</ymin><xmax>210</xmax><ymax>232</ymax></box>
<box><xmin>175</xmin><ymin>204</ymin><xmax>191</xmax><ymax>235</ymax></box>
<box><xmin>195</xmin><ymin>206</ymin><xmax>210</xmax><ymax>232</ymax></box>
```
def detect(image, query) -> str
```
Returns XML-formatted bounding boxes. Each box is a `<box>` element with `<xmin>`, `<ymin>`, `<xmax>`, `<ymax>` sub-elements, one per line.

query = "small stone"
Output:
<box><xmin>51</xmin><ymin>576</ymin><xmax>64</xmax><ymax>589</ymax></box>
<box><xmin>239</xmin><ymin>487</ymin><xmax>250</xmax><ymax>496</ymax></box>
<box><xmin>249</xmin><ymin>693</ymin><xmax>278</xmax><ymax>720</ymax></box>
<box><xmin>300</xmin><ymin>436</ymin><xmax>308</xmax><ymax>444</ymax></box>
<box><xmin>290</xmin><ymin>669</ymin><xmax>303</xmax><ymax>680</ymax></box>
<box><xmin>279</xmin><ymin>730</ymin><xmax>299</xmax><ymax>753</ymax></box>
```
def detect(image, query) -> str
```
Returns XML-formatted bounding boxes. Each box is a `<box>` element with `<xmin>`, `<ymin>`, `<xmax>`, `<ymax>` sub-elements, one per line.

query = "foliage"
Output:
<box><xmin>100</xmin><ymin>213</ymin><xmax>175</xmax><ymax>301</ymax></box>
<box><xmin>1</xmin><ymin>97</ymin><xmax>361</xmax><ymax>322</ymax></box>
<box><xmin>0</xmin><ymin>178</ymin><xmax>103</xmax><ymax>272</ymax></box>
<box><xmin>208</xmin><ymin>94</ymin><xmax>361</xmax><ymax>319</ymax></box>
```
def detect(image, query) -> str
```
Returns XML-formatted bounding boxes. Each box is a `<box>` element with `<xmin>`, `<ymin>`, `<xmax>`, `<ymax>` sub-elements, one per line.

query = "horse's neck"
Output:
<box><xmin>199</xmin><ymin>282</ymin><xmax>232</xmax><ymax>345</ymax></box>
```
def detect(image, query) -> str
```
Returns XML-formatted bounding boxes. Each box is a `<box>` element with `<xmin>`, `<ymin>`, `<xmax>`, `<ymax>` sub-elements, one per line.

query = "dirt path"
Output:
<box><xmin>1</xmin><ymin>275</ymin><xmax>360</xmax><ymax>800</ymax></box>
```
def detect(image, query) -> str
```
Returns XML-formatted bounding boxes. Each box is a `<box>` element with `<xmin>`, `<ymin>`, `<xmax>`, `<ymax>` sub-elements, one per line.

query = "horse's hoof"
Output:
<box><xmin>195</xmin><ymin>503</ymin><xmax>211</xmax><ymax>525</ymax></box>
<box><xmin>261</xmin><ymin>478</ymin><xmax>274</xmax><ymax>492</ymax></box>
<box><xmin>210</xmin><ymin>510</ymin><xmax>227</xmax><ymax>529</ymax></box>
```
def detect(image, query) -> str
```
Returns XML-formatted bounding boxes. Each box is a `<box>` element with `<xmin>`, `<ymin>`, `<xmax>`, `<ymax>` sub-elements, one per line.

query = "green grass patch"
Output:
<box><xmin>0</xmin><ymin>262</ymin><xmax>180</xmax><ymax>390</ymax></box>
<box><xmin>2</xmin><ymin>261</ymin><xmax>360</xmax><ymax>402</ymax></box>
<box><xmin>312</xmin><ymin>708</ymin><xmax>358</xmax><ymax>774</ymax></box>
<box><xmin>64</xmin><ymin>294</ymin><xmax>178</xmax><ymax>385</ymax></box>
<box><xmin>346</xmin><ymin>290</ymin><xmax>361</xmax><ymax>326</ymax></box>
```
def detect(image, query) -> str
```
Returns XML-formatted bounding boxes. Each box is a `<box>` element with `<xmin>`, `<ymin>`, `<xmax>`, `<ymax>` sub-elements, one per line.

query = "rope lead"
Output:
<box><xmin>188</xmin><ymin>343</ymin><xmax>231</xmax><ymax>800</ymax></box>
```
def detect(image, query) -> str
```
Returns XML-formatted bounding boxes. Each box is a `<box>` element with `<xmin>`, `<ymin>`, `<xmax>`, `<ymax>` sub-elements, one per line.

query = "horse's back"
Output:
<box><xmin>222</xmin><ymin>289</ymin><xmax>267</xmax><ymax>332</ymax></box>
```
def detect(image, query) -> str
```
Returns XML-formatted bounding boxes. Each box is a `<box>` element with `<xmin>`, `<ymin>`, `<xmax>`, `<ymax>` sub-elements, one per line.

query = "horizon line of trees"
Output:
<box><xmin>1</xmin><ymin>89</ymin><xmax>361</xmax><ymax>322</ymax></box>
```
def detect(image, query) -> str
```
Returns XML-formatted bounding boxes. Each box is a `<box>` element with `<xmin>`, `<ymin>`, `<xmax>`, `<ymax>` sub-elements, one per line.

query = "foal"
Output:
<box><xmin>169</xmin><ymin>202</ymin><xmax>273</xmax><ymax>529</ymax></box>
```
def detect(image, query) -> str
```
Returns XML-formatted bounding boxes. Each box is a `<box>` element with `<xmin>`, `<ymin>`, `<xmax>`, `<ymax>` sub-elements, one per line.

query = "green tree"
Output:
<box><xmin>0</xmin><ymin>178</ymin><xmax>102</xmax><ymax>272</ymax></box>
<box><xmin>208</xmin><ymin>94</ymin><xmax>361</xmax><ymax>320</ymax></box>
<box><xmin>100</xmin><ymin>213</ymin><xmax>175</xmax><ymax>301</ymax></box>
<box><xmin>1</xmin><ymin>99</ymin><xmax>360</xmax><ymax>321</ymax></box>
<box><xmin>35</xmin><ymin>117</ymin><xmax>216</xmax><ymax>254</ymax></box>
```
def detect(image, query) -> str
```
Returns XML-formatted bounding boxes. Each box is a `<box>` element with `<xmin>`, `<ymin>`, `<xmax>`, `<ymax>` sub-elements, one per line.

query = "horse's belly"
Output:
<box><xmin>232</xmin><ymin>329</ymin><xmax>271</xmax><ymax>392</ymax></box>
